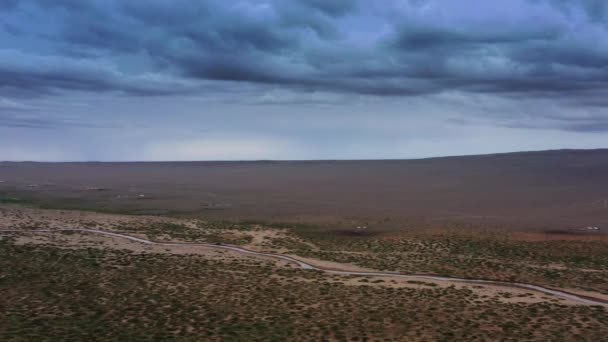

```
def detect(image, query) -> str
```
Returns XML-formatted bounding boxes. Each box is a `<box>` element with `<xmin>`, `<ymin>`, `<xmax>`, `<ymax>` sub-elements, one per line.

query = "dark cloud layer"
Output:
<box><xmin>0</xmin><ymin>0</ymin><xmax>607</xmax><ymax>133</ymax></box>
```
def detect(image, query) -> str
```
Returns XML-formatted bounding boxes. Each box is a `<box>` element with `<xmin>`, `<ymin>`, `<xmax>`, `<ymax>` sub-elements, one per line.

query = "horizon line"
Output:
<box><xmin>1</xmin><ymin>148</ymin><xmax>607</xmax><ymax>163</ymax></box>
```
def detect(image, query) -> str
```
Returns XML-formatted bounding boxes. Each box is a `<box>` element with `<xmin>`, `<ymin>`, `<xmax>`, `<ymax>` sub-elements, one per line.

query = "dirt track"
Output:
<box><xmin>2</xmin><ymin>228</ymin><xmax>607</xmax><ymax>307</ymax></box>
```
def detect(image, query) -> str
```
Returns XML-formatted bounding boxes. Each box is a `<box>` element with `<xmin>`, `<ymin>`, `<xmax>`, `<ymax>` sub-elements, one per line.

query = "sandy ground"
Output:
<box><xmin>0</xmin><ymin>204</ymin><xmax>196</xmax><ymax>231</ymax></box>
<box><xmin>1</xmin><ymin>205</ymin><xmax>607</xmax><ymax>307</ymax></box>
<box><xmin>271</xmin><ymin>273</ymin><xmax>578</xmax><ymax>306</ymax></box>
<box><xmin>557</xmin><ymin>287</ymin><xmax>608</xmax><ymax>303</ymax></box>
<box><xmin>2</xmin><ymin>228</ymin><xmax>601</xmax><ymax>307</ymax></box>
<box><xmin>3</xmin><ymin>230</ymin><xmax>297</xmax><ymax>269</ymax></box>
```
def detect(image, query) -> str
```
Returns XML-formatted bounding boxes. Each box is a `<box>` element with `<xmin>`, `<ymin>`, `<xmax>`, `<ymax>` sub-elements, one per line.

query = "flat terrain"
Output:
<box><xmin>1</xmin><ymin>205</ymin><xmax>608</xmax><ymax>340</ymax></box>
<box><xmin>1</xmin><ymin>149</ymin><xmax>608</xmax><ymax>340</ymax></box>
<box><xmin>2</xmin><ymin>149</ymin><xmax>608</xmax><ymax>233</ymax></box>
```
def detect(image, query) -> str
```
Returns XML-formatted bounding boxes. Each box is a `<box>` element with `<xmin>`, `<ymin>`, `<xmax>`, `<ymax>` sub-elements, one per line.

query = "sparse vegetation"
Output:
<box><xmin>261</xmin><ymin>226</ymin><xmax>608</xmax><ymax>294</ymax></box>
<box><xmin>1</xmin><ymin>204</ymin><xmax>607</xmax><ymax>341</ymax></box>
<box><xmin>1</xmin><ymin>240</ymin><xmax>607</xmax><ymax>341</ymax></box>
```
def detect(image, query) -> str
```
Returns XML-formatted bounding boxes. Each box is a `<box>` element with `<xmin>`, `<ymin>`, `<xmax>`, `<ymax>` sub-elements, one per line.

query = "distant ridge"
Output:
<box><xmin>1</xmin><ymin>148</ymin><xmax>608</xmax><ymax>164</ymax></box>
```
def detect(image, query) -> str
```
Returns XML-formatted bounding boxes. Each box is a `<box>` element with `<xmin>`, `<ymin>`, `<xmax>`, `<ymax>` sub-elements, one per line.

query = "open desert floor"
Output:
<box><xmin>1</xmin><ymin>150</ymin><xmax>608</xmax><ymax>340</ymax></box>
<box><xmin>1</xmin><ymin>203</ymin><xmax>607</xmax><ymax>341</ymax></box>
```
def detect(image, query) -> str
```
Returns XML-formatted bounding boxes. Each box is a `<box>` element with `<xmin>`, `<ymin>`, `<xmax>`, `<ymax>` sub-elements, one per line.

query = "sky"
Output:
<box><xmin>1</xmin><ymin>0</ymin><xmax>607</xmax><ymax>161</ymax></box>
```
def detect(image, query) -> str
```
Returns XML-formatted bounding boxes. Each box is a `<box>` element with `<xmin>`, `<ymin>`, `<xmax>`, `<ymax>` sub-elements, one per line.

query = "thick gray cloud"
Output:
<box><xmin>540</xmin><ymin>0</ymin><xmax>608</xmax><ymax>22</ymax></box>
<box><xmin>1</xmin><ymin>0</ymin><xmax>607</xmax><ymax>100</ymax></box>
<box><xmin>0</xmin><ymin>0</ymin><xmax>607</xmax><ymax>161</ymax></box>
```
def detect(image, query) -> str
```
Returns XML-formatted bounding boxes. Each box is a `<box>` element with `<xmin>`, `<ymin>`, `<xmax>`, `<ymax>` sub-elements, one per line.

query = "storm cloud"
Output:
<box><xmin>0</xmin><ymin>0</ymin><xmax>607</xmax><ymax>160</ymax></box>
<box><xmin>1</xmin><ymin>0</ymin><xmax>606</xmax><ymax>98</ymax></box>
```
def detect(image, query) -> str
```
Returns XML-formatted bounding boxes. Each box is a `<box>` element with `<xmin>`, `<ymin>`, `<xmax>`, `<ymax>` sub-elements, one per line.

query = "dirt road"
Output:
<box><xmin>1</xmin><ymin>228</ymin><xmax>607</xmax><ymax>306</ymax></box>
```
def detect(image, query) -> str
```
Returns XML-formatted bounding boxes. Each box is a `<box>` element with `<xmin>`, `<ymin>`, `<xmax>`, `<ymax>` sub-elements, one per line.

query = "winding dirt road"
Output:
<box><xmin>2</xmin><ymin>228</ymin><xmax>607</xmax><ymax>306</ymax></box>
